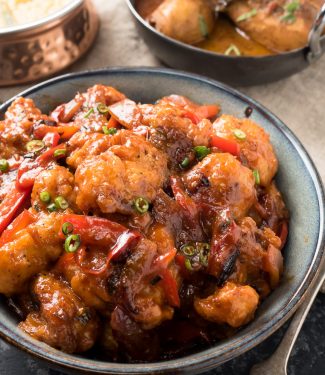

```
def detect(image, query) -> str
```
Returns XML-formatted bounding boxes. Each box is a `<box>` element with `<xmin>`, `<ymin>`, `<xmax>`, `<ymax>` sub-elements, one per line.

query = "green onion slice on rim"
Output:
<box><xmin>97</xmin><ymin>103</ymin><xmax>110</xmax><ymax>114</ymax></box>
<box><xmin>40</xmin><ymin>191</ymin><xmax>51</xmax><ymax>203</ymax></box>
<box><xmin>253</xmin><ymin>169</ymin><xmax>261</xmax><ymax>185</ymax></box>
<box><xmin>84</xmin><ymin>108</ymin><xmax>95</xmax><ymax>119</ymax></box>
<box><xmin>47</xmin><ymin>203</ymin><xmax>57</xmax><ymax>212</ymax></box>
<box><xmin>181</xmin><ymin>244</ymin><xmax>196</xmax><ymax>257</ymax></box>
<box><xmin>194</xmin><ymin>146</ymin><xmax>211</xmax><ymax>161</ymax></box>
<box><xmin>64</xmin><ymin>234</ymin><xmax>81</xmax><ymax>253</ymax></box>
<box><xmin>236</xmin><ymin>8</ymin><xmax>257</xmax><ymax>22</ymax></box>
<box><xmin>62</xmin><ymin>222</ymin><xmax>74</xmax><ymax>236</ymax></box>
<box><xmin>54</xmin><ymin>196</ymin><xmax>69</xmax><ymax>210</ymax></box>
<box><xmin>134</xmin><ymin>197</ymin><xmax>149</xmax><ymax>214</ymax></box>
<box><xmin>225</xmin><ymin>44</ymin><xmax>241</xmax><ymax>56</ymax></box>
<box><xmin>26</xmin><ymin>140</ymin><xmax>45</xmax><ymax>152</ymax></box>
<box><xmin>233</xmin><ymin>129</ymin><xmax>247</xmax><ymax>140</ymax></box>
<box><xmin>103</xmin><ymin>126</ymin><xmax>117</xmax><ymax>135</ymax></box>
<box><xmin>180</xmin><ymin>157</ymin><xmax>190</xmax><ymax>169</ymax></box>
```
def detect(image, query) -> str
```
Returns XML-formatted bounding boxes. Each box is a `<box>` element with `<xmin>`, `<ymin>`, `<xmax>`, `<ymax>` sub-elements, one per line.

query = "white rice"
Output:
<box><xmin>0</xmin><ymin>0</ymin><xmax>72</xmax><ymax>29</ymax></box>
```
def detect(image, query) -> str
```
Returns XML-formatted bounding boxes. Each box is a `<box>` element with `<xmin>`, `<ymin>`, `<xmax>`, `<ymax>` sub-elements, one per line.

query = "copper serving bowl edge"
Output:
<box><xmin>0</xmin><ymin>0</ymin><xmax>99</xmax><ymax>86</ymax></box>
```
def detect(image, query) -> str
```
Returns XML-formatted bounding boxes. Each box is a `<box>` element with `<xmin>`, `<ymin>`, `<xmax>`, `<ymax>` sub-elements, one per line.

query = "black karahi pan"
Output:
<box><xmin>126</xmin><ymin>0</ymin><xmax>325</xmax><ymax>86</ymax></box>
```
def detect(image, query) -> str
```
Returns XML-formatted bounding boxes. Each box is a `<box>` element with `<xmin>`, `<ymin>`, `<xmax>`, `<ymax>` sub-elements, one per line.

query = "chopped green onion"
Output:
<box><xmin>198</xmin><ymin>15</ymin><xmax>209</xmax><ymax>38</ymax></box>
<box><xmin>0</xmin><ymin>159</ymin><xmax>9</xmax><ymax>172</ymax></box>
<box><xmin>64</xmin><ymin>234</ymin><xmax>81</xmax><ymax>253</ymax></box>
<box><xmin>185</xmin><ymin>258</ymin><xmax>193</xmax><ymax>271</ymax></box>
<box><xmin>181</xmin><ymin>244</ymin><xmax>196</xmax><ymax>257</ymax></box>
<box><xmin>284</xmin><ymin>0</ymin><xmax>300</xmax><ymax>13</ymax></box>
<box><xmin>236</xmin><ymin>8</ymin><xmax>257</xmax><ymax>22</ymax></box>
<box><xmin>62</xmin><ymin>222</ymin><xmax>74</xmax><ymax>236</ymax></box>
<box><xmin>225</xmin><ymin>44</ymin><xmax>241</xmax><ymax>56</ymax></box>
<box><xmin>280</xmin><ymin>13</ymin><xmax>296</xmax><ymax>23</ymax></box>
<box><xmin>53</xmin><ymin>149</ymin><xmax>66</xmax><ymax>158</ymax></box>
<box><xmin>84</xmin><ymin>108</ymin><xmax>95</xmax><ymax>119</ymax></box>
<box><xmin>103</xmin><ymin>126</ymin><xmax>117</xmax><ymax>135</ymax></box>
<box><xmin>198</xmin><ymin>242</ymin><xmax>210</xmax><ymax>267</ymax></box>
<box><xmin>194</xmin><ymin>146</ymin><xmax>211</xmax><ymax>161</ymax></box>
<box><xmin>180</xmin><ymin>157</ymin><xmax>190</xmax><ymax>169</ymax></box>
<box><xmin>233</xmin><ymin>129</ymin><xmax>247</xmax><ymax>140</ymax></box>
<box><xmin>199</xmin><ymin>252</ymin><xmax>209</xmax><ymax>267</ymax></box>
<box><xmin>54</xmin><ymin>196</ymin><xmax>69</xmax><ymax>210</ymax></box>
<box><xmin>134</xmin><ymin>197</ymin><xmax>149</xmax><ymax>214</ymax></box>
<box><xmin>97</xmin><ymin>103</ymin><xmax>109</xmax><ymax>114</ymax></box>
<box><xmin>47</xmin><ymin>203</ymin><xmax>57</xmax><ymax>212</ymax></box>
<box><xmin>26</xmin><ymin>140</ymin><xmax>45</xmax><ymax>152</ymax></box>
<box><xmin>253</xmin><ymin>169</ymin><xmax>261</xmax><ymax>185</ymax></box>
<box><xmin>280</xmin><ymin>0</ymin><xmax>299</xmax><ymax>23</ymax></box>
<box><xmin>39</xmin><ymin>191</ymin><xmax>51</xmax><ymax>203</ymax></box>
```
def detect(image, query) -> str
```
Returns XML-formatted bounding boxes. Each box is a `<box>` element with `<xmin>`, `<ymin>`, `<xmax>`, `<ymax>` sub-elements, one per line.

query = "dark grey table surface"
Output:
<box><xmin>1</xmin><ymin>293</ymin><xmax>324</xmax><ymax>375</ymax></box>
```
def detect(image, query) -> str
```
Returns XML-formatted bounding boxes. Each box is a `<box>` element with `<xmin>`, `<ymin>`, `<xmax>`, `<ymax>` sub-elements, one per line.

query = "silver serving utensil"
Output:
<box><xmin>250</xmin><ymin>265</ymin><xmax>325</xmax><ymax>375</ymax></box>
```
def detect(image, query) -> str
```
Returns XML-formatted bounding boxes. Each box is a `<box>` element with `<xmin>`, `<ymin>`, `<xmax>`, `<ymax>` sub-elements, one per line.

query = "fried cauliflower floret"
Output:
<box><xmin>213</xmin><ymin>114</ymin><xmax>278</xmax><ymax>186</ymax></box>
<box><xmin>0</xmin><ymin>213</ymin><xmax>63</xmax><ymax>295</ymax></box>
<box><xmin>67</xmin><ymin>132</ymin><xmax>112</xmax><ymax>169</ymax></box>
<box><xmin>0</xmin><ymin>97</ymin><xmax>48</xmax><ymax>156</ymax></box>
<box><xmin>19</xmin><ymin>274</ymin><xmax>99</xmax><ymax>353</ymax></box>
<box><xmin>31</xmin><ymin>165</ymin><xmax>76</xmax><ymax>211</ymax></box>
<box><xmin>74</xmin><ymin>131</ymin><xmax>168</xmax><ymax>215</ymax></box>
<box><xmin>194</xmin><ymin>281</ymin><xmax>259</xmax><ymax>328</ymax></box>
<box><xmin>141</xmin><ymin>102</ymin><xmax>213</xmax><ymax>147</ymax></box>
<box><xmin>183</xmin><ymin>153</ymin><xmax>256</xmax><ymax>219</ymax></box>
<box><xmin>230</xmin><ymin>217</ymin><xmax>283</xmax><ymax>296</ymax></box>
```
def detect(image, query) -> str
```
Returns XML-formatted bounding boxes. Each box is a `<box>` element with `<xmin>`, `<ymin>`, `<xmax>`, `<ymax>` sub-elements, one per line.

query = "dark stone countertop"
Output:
<box><xmin>1</xmin><ymin>293</ymin><xmax>324</xmax><ymax>375</ymax></box>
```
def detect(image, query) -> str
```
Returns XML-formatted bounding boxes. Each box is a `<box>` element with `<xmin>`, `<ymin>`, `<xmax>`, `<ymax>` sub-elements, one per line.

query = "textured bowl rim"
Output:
<box><xmin>0</xmin><ymin>67</ymin><xmax>324</xmax><ymax>374</ymax></box>
<box><xmin>0</xmin><ymin>0</ymin><xmax>82</xmax><ymax>35</ymax></box>
<box><xmin>125</xmin><ymin>0</ymin><xmax>325</xmax><ymax>60</ymax></box>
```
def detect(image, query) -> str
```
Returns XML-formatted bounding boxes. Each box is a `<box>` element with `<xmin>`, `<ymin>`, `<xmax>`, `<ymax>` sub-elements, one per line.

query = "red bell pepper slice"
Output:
<box><xmin>161</xmin><ymin>95</ymin><xmax>219</xmax><ymax>120</ymax></box>
<box><xmin>0</xmin><ymin>209</ymin><xmax>35</xmax><ymax>247</ymax></box>
<box><xmin>107</xmin><ymin>116</ymin><xmax>119</xmax><ymax>128</ymax></box>
<box><xmin>195</xmin><ymin>105</ymin><xmax>220</xmax><ymax>119</ymax></box>
<box><xmin>0</xmin><ymin>187</ymin><xmax>31</xmax><ymax>236</ymax></box>
<box><xmin>33</xmin><ymin>124</ymin><xmax>80</xmax><ymax>141</ymax></box>
<box><xmin>182</xmin><ymin>111</ymin><xmax>200</xmax><ymax>125</ymax></box>
<box><xmin>42</xmin><ymin>132</ymin><xmax>60</xmax><ymax>147</ymax></box>
<box><xmin>16</xmin><ymin>144</ymin><xmax>67</xmax><ymax>190</ymax></box>
<box><xmin>159</xmin><ymin>268</ymin><xmax>180</xmax><ymax>308</ymax></box>
<box><xmin>210</xmin><ymin>135</ymin><xmax>240</xmax><ymax>156</ymax></box>
<box><xmin>108</xmin><ymin>99</ymin><xmax>142</xmax><ymax>129</ymax></box>
<box><xmin>151</xmin><ymin>247</ymin><xmax>180</xmax><ymax>308</ymax></box>
<box><xmin>170</xmin><ymin>176</ymin><xmax>199</xmax><ymax>221</ymax></box>
<box><xmin>175</xmin><ymin>253</ymin><xmax>189</xmax><ymax>277</ymax></box>
<box><xmin>51</xmin><ymin>96</ymin><xmax>84</xmax><ymax>123</ymax></box>
<box><xmin>60</xmin><ymin>214</ymin><xmax>128</xmax><ymax>245</ymax></box>
<box><xmin>75</xmin><ymin>230</ymin><xmax>141</xmax><ymax>275</ymax></box>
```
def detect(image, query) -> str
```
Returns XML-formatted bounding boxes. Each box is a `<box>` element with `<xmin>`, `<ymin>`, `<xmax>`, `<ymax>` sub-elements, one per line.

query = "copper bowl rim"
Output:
<box><xmin>0</xmin><ymin>0</ymin><xmax>83</xmax><ymax>36</ymax></box>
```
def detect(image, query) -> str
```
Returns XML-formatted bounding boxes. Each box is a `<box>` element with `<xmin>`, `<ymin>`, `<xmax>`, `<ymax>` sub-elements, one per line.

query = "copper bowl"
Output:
<box><xmin>0</xmin><ymin>0</ymin><xmax>99</xmax><ymax>86</ymax></box>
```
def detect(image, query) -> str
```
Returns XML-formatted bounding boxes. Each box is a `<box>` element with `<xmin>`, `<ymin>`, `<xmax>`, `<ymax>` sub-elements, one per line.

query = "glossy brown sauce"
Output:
<box><xmin>136</xmin><ymin>0</ymin><xmax>273</xmax><ymax>57</ymax></box>
<box><xmin>198</xmin><ymin>16</ymin><xmax>273</xmax><ymax>56</ymax></box>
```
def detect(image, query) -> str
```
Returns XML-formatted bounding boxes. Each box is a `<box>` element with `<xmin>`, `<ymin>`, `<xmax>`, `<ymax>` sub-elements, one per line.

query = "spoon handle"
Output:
<box><xmin>250</xmin><ymin>266</ymin><xmax>325</xmax><ymax>375</ymax></box>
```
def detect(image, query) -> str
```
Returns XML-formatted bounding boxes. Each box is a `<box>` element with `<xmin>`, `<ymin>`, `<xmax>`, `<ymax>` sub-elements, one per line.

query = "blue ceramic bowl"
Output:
<box><xmin>0</xmin><ymin>68</ymin><xmax>324</xmax><ymax>374</ymax></box>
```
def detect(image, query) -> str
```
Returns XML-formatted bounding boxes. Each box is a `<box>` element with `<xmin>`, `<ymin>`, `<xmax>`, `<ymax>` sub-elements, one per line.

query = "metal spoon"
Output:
<box><xmin>250</xmin><ymin>265</ymin><xmax>325</xmax><ymax>375</ymax></box>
